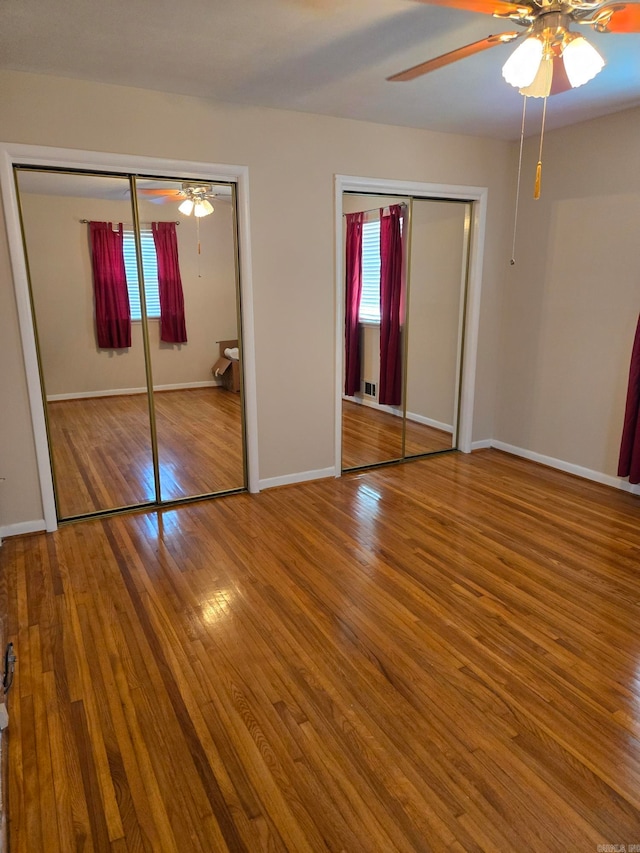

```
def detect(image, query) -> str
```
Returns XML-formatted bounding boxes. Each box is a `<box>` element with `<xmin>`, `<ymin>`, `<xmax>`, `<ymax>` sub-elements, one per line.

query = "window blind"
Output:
<box><xmin>122</xmin><ymin>228</ymin><xmax>161</xmax><ymax>320</ymax></box>
<box><xmin>359</xmin><ymin>219</ymin><xmax>381</xmax><ymax>324</ymax></box>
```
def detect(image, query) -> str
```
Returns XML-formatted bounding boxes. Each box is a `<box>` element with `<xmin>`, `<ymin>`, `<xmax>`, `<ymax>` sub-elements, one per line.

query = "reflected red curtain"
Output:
<box><xmin>379</xmin><ymin>205</ymin><xmax>403</xmax><ymax>406</ymax></box>
<box><xmin>152</xmin><ymin>222</ymin><xmax>187</xmax><ymax>344</ymax></box>
<box><xmin>344</xmin><ymin>212</ymin><xmax>364</xmax><ymax>396</ymax></box>
<box><xmin>89</xmin><ymin>221</ymin><xmax>131</xmax><ymax>349</ymax></box>
<box><xmin>618</xmin><ymin>313</ymin><xmax>640</xmax><ymax>484</ymax></box>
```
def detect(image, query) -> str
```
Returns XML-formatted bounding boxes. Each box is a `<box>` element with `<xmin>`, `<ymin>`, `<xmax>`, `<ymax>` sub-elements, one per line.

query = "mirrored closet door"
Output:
<box><xmin>15</xmin><ymin>166</ymin><xmax>247</xmax><ymax>522</ymax></box>
<box><xmin>133</xmin><ymin>177</ymin><xmax>245</xmax><ymax>502</ymax></box>
<box><xmin>404</xmin><ymin>198</ymin><xmax>469</xmax><ymax>459</ymax></box>
<box><xmin>341</xmin><ymin>192</ymin><xmax>470</xmax><ymax>472</ymax></box>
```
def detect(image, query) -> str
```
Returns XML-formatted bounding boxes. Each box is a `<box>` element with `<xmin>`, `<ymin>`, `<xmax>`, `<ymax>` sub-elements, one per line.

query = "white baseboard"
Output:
<box><xmin>0</xmin><ymin>518</ymin><xmax>47</xmax><ymax>541</ymax></box>
<box><xmin>259</xmin><ymin>466</ymin><xmax>335</xmax><ymax>491</ymax></box>
<box><xmin>471</xmin><ymin>439</ymin><xmax>493</xmax><ymax>450</ymax></box>
<box><xmin>406</xmin><ymin>411</ymin><xmax>453</xmax><ymax>433</ymax></box>
<box><xmin>343</xmin><ymin>395</ymin><xmax>453</xmax><ymax>433</ymax></box>
<box><xmin>344</xmin><ymin>394</ymin><xmax>402</xmax><ymax>418</ymax></box>
<box><xmin>47</xmin><ymin>380</ymin><xmax>219</xmax><ymax>402</ymax></box>
<box><xmin>489</xmin><ymin>440</ymin><xmax>640</xmax><ymax>495</ymax></box>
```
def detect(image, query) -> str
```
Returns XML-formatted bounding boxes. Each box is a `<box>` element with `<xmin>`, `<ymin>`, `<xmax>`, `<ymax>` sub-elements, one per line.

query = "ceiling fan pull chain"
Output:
<box><xmin>196</xmin><ymin>216</ymin><xmax>202</xmax><ymax>278</ymax></box>
<box><xmin>534</xmin><ymin>95</ymin><xmax>548</xmax><ymax>200</ymax></box>
<box><xmin>510</xmin><ymin>94</ymin><xmax>527</xmax><ymax>266</ymax></box>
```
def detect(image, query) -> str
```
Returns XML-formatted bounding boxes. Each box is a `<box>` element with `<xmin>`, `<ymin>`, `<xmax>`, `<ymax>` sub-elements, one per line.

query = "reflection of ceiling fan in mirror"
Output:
<box><xmin>137</xmin><ymin>182</ymin><xmax>218</xmax><ymax>217</ymax></box>
<box><xmin>388</xmin><ymin>0</ymin><xmax>640</xmax><ymax>99</ymax></box>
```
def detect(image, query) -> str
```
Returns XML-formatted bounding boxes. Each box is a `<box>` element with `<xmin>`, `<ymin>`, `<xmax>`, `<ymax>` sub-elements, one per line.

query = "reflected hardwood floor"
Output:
<box><xmin>342</xmin><ymin>399</ymin><xmax>453</xmax><ymax>469</ymax></box>
<box><xmin>154</xmin><ymin>388</ymin><xmax>244</xmax><ymax>502</ymax></box>
<box><xmin>3</xmin><ymin>449</ymin><xmax>640</xmax><ymax>851</ymax></box>
<box><xmin>48</xmin><ymin>388</ymin><xmax>244</xmax><ymax>517</ymax></box>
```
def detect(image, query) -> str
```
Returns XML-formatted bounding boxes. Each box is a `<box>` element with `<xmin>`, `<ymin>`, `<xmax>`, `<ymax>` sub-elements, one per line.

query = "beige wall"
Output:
<box><xmin>495</xmin><ymin>105</ymin><xmax>640</xmax><ymax>479</ymax></box>
<box><xmin>19</xmin><ymin>191</ymin><xmax>237</xmax><ymax>397</ymax></box>
<box><xmin>0</xmin><ymin>70</ymin><xmax>514</xmax><ymax>529</ymax></box>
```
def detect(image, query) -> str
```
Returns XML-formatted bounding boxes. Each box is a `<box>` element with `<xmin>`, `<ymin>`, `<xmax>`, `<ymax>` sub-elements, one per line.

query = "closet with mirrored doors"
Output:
<box><xmin>14</xmin><ymin>166</ymin><xmax>247</xmax><ymax>522</ymax></box>
<box><xmin>341</xmin><ymin>192</ymin><xmax>471</xmax><ymax>472</ymax></box>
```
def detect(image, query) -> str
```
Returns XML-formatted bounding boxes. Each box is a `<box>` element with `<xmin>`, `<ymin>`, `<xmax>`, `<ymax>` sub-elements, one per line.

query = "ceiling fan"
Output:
<box><xmin>388</xmin><ymin>0</ymin><xmax>640</xmax><ymax>98</ymax></box>
<box><xmin>137</xmin><ymin>182</ymin><xmax>217</xmax><ymax>217</ymax></box>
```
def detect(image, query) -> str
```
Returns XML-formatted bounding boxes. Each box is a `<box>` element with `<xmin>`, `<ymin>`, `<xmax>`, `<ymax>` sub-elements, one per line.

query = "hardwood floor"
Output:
<box><xmin>154</xmin><ymin>388</ymin><xmax>244</xmax><ymax>501</ymax></box>
<box><xmin>47</xmin><ymin>388</ymin><xmax>244</xmax><ymax>518</ymax></box>
<box><xmin>342</xmin><ymin>400</ymin><xmax>453</xmax><ymax>469</ymax></box>
<box><xmin>2</xmin><ymin>449</ymin><xmax>640</xmax><ymax>851</ymax></box>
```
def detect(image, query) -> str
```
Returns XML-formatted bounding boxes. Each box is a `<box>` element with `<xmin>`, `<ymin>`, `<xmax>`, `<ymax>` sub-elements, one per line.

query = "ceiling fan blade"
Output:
<box><xmin>588</xmin><ymin>2</ymin><xmax>640</xmax><ymax>32</ymax></box>
<box><xmin>387</xmin><ymin>31</ymin><xmax>520</xmax><ymax>81</ymax></box>
<box><xmin>411</xmin><ymin>0</ymin><xmax>530</xmax><ymax>16</ymax></box>
<box><xmin>137</xmin><ymin>188</ymin><xmax>182</xmax><ymax>198</ymax></box>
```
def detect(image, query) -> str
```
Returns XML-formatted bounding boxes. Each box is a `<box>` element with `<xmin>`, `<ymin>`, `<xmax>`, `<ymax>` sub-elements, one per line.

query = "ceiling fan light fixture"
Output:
<box><xmin>502</xmin><ymin>35</ymin><xmax>543</xmax><ymax>88</ymax></box>
<box><xmin>519</xmin><ymin>54</ymin><xmax>553</xmax><ymax>98</ymax></box>
<box><xmin>194</xmin><ymin>199</ymin><xmax>214</xmax><ymax>217</ymax></box>
<box><xmin>178</xmin><ymin>198</ymin><xmax>195</xmax><ymax>216</ymax></box>
<box><xmin>562</xmin><ymin>34</ymin><xmax>605</xmax><ymax>88</ymax></box>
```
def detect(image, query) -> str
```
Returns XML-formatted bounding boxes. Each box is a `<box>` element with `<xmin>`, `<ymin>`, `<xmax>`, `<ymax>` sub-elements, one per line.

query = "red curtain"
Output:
<box><xmin>618</xmin><ymin>313</ymin><xmax>640</xmax><ymax>484</ymax></box>
<box><xmin>379</xmin><ymin>205</ymin><xmax>404</xmax><ymax>406</ymax></box>
<box><xmin>89</xmin><ymin>222</ymin><xmax>131</xmax><ymax>349</ymax></box>
<box><xmin>152</xmin><ymin>222</ymin><xmax>187</xmax><ymax>344</ymax></box>
<box><xmin>344</xmin><ymin>212</ymin><xmax>364</xmax><ymax>396</ymax></box>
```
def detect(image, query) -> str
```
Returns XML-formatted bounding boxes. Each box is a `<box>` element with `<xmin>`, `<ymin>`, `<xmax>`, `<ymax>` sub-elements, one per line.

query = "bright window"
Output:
<box><xmin>358</xmin><ymin>219</ymin><xmax>381</xmax><ymax>324</ymax></box>
<box><xmin>122</xmin><ymin>228</ymin><xmax>161</xmax><ymax>320</ymax></box>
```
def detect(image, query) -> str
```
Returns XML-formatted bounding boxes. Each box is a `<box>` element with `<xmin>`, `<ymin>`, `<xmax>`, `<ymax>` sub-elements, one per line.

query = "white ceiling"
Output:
<box><xmin>15</xmin><ymin>172</ymin><xmax>234</xmax><ymax>202</ymax></box>
<box><xmin>2</xmin><ymin>0</ymin><xmax>639</xmax><ymax>140</ymax></box>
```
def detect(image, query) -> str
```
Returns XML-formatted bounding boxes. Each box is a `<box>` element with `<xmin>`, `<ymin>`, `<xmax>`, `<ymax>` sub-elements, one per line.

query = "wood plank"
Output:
<box><xmin>71</xmin><ymin>699</ymin><xmax>112</xmax><ymax>851</ymax></box>
<box><xmin>28</xmin><ymin>625</ymin><xmax>61</xmax><ymax>853</ymax></box>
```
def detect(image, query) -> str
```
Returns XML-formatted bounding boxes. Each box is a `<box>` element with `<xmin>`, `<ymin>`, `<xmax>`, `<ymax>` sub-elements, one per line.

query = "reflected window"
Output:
<box><xmin>359</xmin><ymin>219</ymin><xmax>381</xmax><ymax>324</ymax></box>
<box><xmin>123</xmin><ymin>227</ymin><xmax>160</xmax><ymax>319</ymax></box>
<box><xmin>358</xmin><ymin>214</ymin><xmax>404</xmax><ymax>325</ymax></box>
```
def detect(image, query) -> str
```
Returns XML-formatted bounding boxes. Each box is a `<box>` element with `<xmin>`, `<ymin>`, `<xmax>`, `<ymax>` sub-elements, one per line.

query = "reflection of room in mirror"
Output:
<box><xmin>47</xmin><ymin>388</ymin><xmax>243</xmax><ymax>516</ymax></box>
<box><xmin>47</xmin><ymin>393</ymin><xmax>154</xmax><ymax>517</ymax></box>
<box><xmin>341</xmin><ymin>399</ymin><xmax>454</xmax><ymax>470</ymax></box>
<box><xmin>137</xmin><ymin>179</ymin><xmax>244</xmax><ymax>502</ymax></box>
<box><xmin>342</xmin><ymin>194</ymin><xmax>407</xmax><ymax>469</ymax></box>
<box><xmin>405</xmin><ymin>198</ymin><xmax>468</xmax><ymax>458</ymax></box>
<box><xmin>341</xmin><ymin>192</ymin><xmax>469</xmax><ymax>471</ymax></box>
<box><xmin>15</xmin><ymin>169</ymin><xmax>246</xmax><ymax>520</ymax></box>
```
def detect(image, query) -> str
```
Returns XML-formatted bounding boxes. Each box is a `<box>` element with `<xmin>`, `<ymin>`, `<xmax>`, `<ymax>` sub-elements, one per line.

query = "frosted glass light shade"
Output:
<box><xmin>519</xmin><ymin>56</ymin><xmax>553</xmax><ymax>98</ymax></box>
<box><xmin>502</xmin><ymin>36</ymin><xmax>543</xmax><ymax>88</ymax></box>
<box><xmin>563</xmin><ymin>36</ymin><xmax>604</xmax><ymax>88</ymax></box>
<box><xmin>194</xmin><ymin>199</ymin><xmax>214</xmax><ymax>217</ymax></box>
<box><xmin>178</xmin><ymin>199</ymin><xmax>194</xmax><ymax>216</ymax></box>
